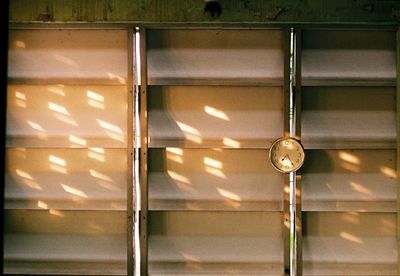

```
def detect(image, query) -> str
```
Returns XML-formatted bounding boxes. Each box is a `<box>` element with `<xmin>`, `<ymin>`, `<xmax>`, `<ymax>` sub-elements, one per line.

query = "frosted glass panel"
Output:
<box><xmin>148</xmin><ymin>29</ymin><xmax>283</xmax><ymax>85</ymax></box>
<box><xmin>149</xmin><ymin>149</ymin><xmax>283</xmax><ymax>211</ymax></box>
<box><xmin>302</xmin><ymin>30</ymin><xmax>396</xmax><ymax>85</ymax></box>
<box><xmin>8</xmin><ymin>30</ymin><xmax>128</xmax><ymax>82</ymax></box>
<box><xmin>302</xmin><ymin>87</ymin><xmax>396</xmax><ymax>149</ymax></box>
<box><xmin>149</xmin><ymin>211</ymin><xmax>283</xmax><ymax>274</ymax></box>
<box><xmin>303</xmin><ymin>212</ymin><xmax>396</xmax><ymax>275</ymax></box>
<box><xmin>148</xmin><ymin>86</ymin><xmax>283</xmax><ymax>148</ymax></box>
<box><xmin>7</xmin><ymin>85</ymin><xmax>127</xmax><ymax>147</ymax></box>
<box><xmin>302</xmin><ymin>149</ymin><xmax>396</xmax><ymax>212</ymax></box>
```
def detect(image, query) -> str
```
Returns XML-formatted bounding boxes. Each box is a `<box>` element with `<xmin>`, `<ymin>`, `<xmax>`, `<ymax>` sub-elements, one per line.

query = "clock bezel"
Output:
<box><xmin>269</xmin><ymin>137</ymin><xmax>305</xmax><ymax>173</ymax></box>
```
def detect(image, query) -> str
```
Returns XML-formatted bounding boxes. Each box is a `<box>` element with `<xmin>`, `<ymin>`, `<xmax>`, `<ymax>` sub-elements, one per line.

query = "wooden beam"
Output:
<box><xmin>9</xmin><ymin>0</ymin><xmax>400</xmax><ymax>25</ymax></box>
<box><xmin>139</xmin><ymin>28</ymin><xmax>148</xmax><ymax>276</ymax></box>
<box><xmin>127</xmin><ymin>27</ymin><xmax>134</xmax><ymax>276</ymax></box>
<box><xmin>294</xmin><ymin>27</ymin><xmax>303</xmax><ymax>276</ymax></box>
<box><xmin>283</xmin><ymin>27</ymin><xmax>291</xmax><ymax>276</ymax></box>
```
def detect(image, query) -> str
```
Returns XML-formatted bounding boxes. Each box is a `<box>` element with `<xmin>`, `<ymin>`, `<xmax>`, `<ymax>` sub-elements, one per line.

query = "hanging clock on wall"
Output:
<box><xmin>269</xmin><ymin>137</ymin><xmax>305</xmax><ymax>173</ymax></box>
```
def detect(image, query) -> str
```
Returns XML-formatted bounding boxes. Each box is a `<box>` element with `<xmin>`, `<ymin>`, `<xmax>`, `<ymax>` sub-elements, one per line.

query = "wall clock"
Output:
<box><xmin>269</xmin><ymin>137</ymin><xmax>305</xmax><ymax>173</ymax></box>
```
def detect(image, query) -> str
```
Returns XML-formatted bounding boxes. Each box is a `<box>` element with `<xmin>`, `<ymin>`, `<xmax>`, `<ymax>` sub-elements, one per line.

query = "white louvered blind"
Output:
<box><xmin>5</xmin><ymin>29</ymin><xmax>128</xmax><ymax>275</ymax></box>
<box><xmin>146</xmin><ymin>29</ymin><xmax>285</xmax><ymax>275</ymax></box>
<box><xmin>301</xmin><ymin>30</ymin><xmax>397</xmax><ymax>275</ymax></box>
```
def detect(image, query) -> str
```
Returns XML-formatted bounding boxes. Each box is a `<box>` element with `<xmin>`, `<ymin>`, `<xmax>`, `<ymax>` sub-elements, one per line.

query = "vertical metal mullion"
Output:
<box><xmin>294</xmin><ymin>28</ymin><xmax>303</xmax><ymax>276</ymax></box>
<box><xmin>396</xmin><ymin>27</ymin><xmax>400</xmax><ymax>276</ymax></box>
<box><xmin>283</xmin><ymin>27</ymin><xmax>291</xmax><ymax>276</ymax></box>
<box><xmin>127</xmin><ymin>27</ymin><xmax>135</xmax><ymax>276</ymax></box>
<box><xmin>139</xmin><ymin>28</ymin><xmax>148</xmax><ymax>276</ymax></box>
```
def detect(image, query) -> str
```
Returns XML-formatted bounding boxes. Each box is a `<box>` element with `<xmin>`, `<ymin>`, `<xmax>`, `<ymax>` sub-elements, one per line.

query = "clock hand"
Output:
<box><xmin>286</xmin><ymin>155</ymin><xmax>295</xmax><ymax>166</ymax></box>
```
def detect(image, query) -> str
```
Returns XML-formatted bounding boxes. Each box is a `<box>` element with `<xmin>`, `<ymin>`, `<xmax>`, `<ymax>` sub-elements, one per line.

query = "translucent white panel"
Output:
<box><xmin>149</xmin><ymin>149</ymin><xmax>283</xmax><ymax>211</ymax></box>
<box><xmin>149</xmin><ymin>211</ymin><xmax>283</xmax><ymax>274</ymax></box>
<box><xmin>4</xmin><ymin>210</ymin><xmax>126</xmax><ymax>275</ymax></box>
<box><xmin>303</xmin><ymin>212</ymin><xmax>396</xmax><ymax>275</ymax></box>
<box><xmin>7</xmin><ymin>85</ymin><xmax>127</xmax><ymax>147</ymax></box>
<box><xmin>302</xmin><ymin>150</ymin><xmax>396</xmax><ymax>212</ymax></box>
<box><xmin>302</xmin><ymin>30</ymin><xmax>396</xmax><ymax>85</ymax></box>
<box><xmin>5</xmin><ymin>148</ymin><xmax>127</xmax><ymax>210</ymax></box>
<box><xmin>148</xmin><ymin>86</ymin><xmax>283</xmax><ymax>148</ymax></box>
<box><xmin>302</xmin><ymin>87</ymin><xmax>396</xmax><ymax>149</ymax></box>
<box><xmin>8</xmin><ymin>30</ymin><xmax>128</xmax><ymax>83</ymax></box>
<box><xmin>148</xmin><ymin>29</ymin><xmax>283</xmax><ymax>85</ymax></box>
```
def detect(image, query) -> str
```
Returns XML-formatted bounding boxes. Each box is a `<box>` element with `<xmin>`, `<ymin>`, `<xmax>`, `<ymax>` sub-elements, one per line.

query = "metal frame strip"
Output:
<box><xmin>139</xmin><ymin>28</ymin><xmax>149</xmax><ymax>276</ymax></box>
<box><xmin>396</xmin><ymin>26</ymin><xmax>400</xmax><ymax>276</ymax></box>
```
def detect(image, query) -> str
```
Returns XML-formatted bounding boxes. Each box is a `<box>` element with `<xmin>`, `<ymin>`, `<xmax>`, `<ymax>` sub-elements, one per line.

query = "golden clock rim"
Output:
<box><xmin>269</xmin><ymin>137</ymin><xmax>305</xmax><ymax>173</ymax></box>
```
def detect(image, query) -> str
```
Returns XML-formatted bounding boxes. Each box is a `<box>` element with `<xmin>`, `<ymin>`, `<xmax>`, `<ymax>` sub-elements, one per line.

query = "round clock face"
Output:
<box><xmin>269</xmin><ymin>137</ymin><xmax>305</xmax><ymax>173</ymax></box>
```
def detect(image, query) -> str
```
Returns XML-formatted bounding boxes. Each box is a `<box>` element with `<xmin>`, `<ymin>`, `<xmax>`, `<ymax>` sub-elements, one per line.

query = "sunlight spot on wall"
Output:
<box><xmin>49</xmin><ymin>209</ymin><xmax>65</xmax><ymax>217</ymax></box>
<box><xmin>184</xmin><ymin>133</ymin><xmax>203</xmax><ymax>144</ymax></box>
<box><xmin>167</xmin><ymin>170</ymin><xmax>191</xmax><ymax>184</ymax></box>
<box><xmin>380</xmin><ymin>166</ymin><xmax>397</xmax><ymax>179</ymax></box>
<box><xmin>49</xmin><ymin>102</ymin><xmax>70</xmax><ymax>115</ymax></box>
<box><xmin>342</xmin><ymin>213</ymin><xmax>360</xmax><ymax>225</ymax></box>
<box><xmin>49</xmin><ymin>155</ymin><xmax>66</xmax><ymax>167</ymax></box>
<box><xmin>166</xmin><ymin>147</ymin><xmax>183</xmax><ymax>155</ymax></box>
<box><xmin>48</xmin><ymin>85</ymin><xmax>65</xmax><ymax>96</ymax></box>
<box><xmin>340</xmin><ymin>232</ymin><xmax>363</xmax><ymax>244</ymax></box>
<box><xmin>14</xmin><ymin>148</ymin><xmax>27</xmax><ymax>159</ymax></box>
<box><xmin>205</xmin><ymin>167</ymin><xmax>226</xmax><ymax>179</ymax></box>
<box><xmin>15</xmin><ymin>91</ymin><xmax>27</xmax><ymax>108</ymax></box>
<box><xmin>223</xmin><ymin>137</ymin><xmax>241</xmax><ymax>148</ymax></box>
<box><xmin>106</xmin><ymin>72</ymin><xmax>126</xmax><ymax>84</ymax></box>
<box><xmin>15</xmin><ymin>40</ymin><xmax>26</xmax><ymax>48</ymax></box>
<box><xmin>204</xmin><ymin>105</ymin><xmax>230</xmax><ymax>121</ymax></box>
<box><xmin>61</xmin><ymin>184</ymin><xmax>88</xmax><ymax>198</ymax></box>
<box><xmin>22</xmin><ymin>179</ymin><xmax>42</xmax><ymax>190</ymax></box>
<box><xmin>53</xmin><ymin>53</ymin><xmax>78</xmax><ymax>67</ymax></box>
<box><xmin>49</xmin><ymin>155</ymin><xmax>67</xmax><ymax>174</ymax></box>
<box><xmin>216</xmin><ymin>187</ymin><xmax>241</xmax><ymax>201</ymax></box>
<box><xmin>338</xmin><ymin>151</ymin><xmax>360</xmax><ymax>165</ymax></box>
<box><xmin>167</xmin><ymin>154</ymin><xmax>183</xmax><ymax>164</ymax></box>
<box><xmin>97</xmin><ymin>181</ymin><xmax>120</xmax><ymax>192</ymax></box>
<box><xmin>16</xmin><ymin>169</ymin><xmax>34</xmax><ymax>180</ymax></box>
<box><xmin>181</xmin><ymin>252</ymin><xmax>201</xmax><ymax>263</ymax></box>
<box><xmin>87</xmin><ymin>90</ymin><xmax>104</xmax><ymax>102</ymax></box>
<box><xmin>340</xmin><ymin>162</ymin><xmax>360</xmax><ymax>173</ymax></box>
<box><xmin>223</xmin><ymin>199</ymin><xmax>241</xmax><ymax>208</ymax></box>
<box><xmin>55</xmin><ymin>113</ymin><xmax>79</xmax><ymax>126</ymax></box>
<box><xmin>176</xmin><ymin>121</ymin><xmax>200</xmax><ymax>135</ymax></box>
<box><xmin>15</xmin><ymin>91</ymin><xmax>26</xmax><ymax>100</ymax></box>
<box><xmin>87</xmin><ymin>90</ymin><xmax>105</xmax><ymax>109</ymax></box>
<box><xmin>37</xmin><ymin>200</ymin><xmax>48</xmax><ymax>209</ymax></box>
<box><xmin>349</xmin><ymin>181</ymin><xmax>372</xmax><ymax>196</ymax></box>
<box><xmin>97</xmin><ymin>119</ymin><xmax>123</xmax><ymax>134</ymax></box>
<box><xmin>27</xmin><ymin>120</ymin><xmax>45</xmax><ymax>132</ymax></box>
<box><xmin>88</xmin><ymin>99</ymin><xmax>105</xmax><ymax>109</ymax></box>
<box><xmin>69</xmin><ymin>135</ymin><xmax>87</xmax><ymax>146</ymax></box>
<box><xmin>89</xmin><ymin>169</ymin><xmax>113</xmax><ymax>182</ymax></box>
<box><xmin>204</xmin><ymin>157</ymin><xmax>223</xmax><ymax>169</ymax></box>
<box><xmin>88</xmin><ymin>147</ymin><xmax>105</xmax><ymax>162</ymax></box>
